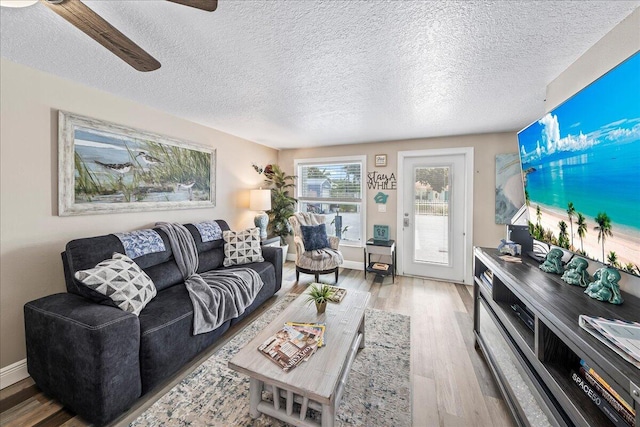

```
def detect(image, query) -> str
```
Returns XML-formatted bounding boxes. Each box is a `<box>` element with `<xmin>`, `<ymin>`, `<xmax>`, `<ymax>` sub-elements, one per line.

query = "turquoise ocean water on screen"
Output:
<box><xmin>518</xmin><ymin>52</ymin><xmax>640</xmax><ymax>234</ymax></box>
<box><xmin>525</xmin><ymin>142</ymin><xmax>640</xmax><ymax>233</ymax></box>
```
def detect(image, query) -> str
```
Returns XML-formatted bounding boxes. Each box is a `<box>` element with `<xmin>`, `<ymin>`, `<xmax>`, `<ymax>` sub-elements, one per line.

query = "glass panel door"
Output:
<box><xmin>413</xmin><ymin>166</ymin><xmax>450</xmax><ymax>265</ymax></box>
<box><xmin>402</xmin><ymin>152</ymin><xmax>468</xmax><ymax>283</ymax></box>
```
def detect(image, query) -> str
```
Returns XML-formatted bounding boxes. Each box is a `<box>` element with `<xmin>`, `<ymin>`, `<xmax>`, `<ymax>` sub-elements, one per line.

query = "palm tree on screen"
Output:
<box><xmin>576</xmin><ymin>213</ymin><xmax>587</xmax><ymax>253</ymax></box>
<box><xmin>558</xmin><ymin>221</ymin><xmax>569</xmax><ymax>249</ymax></box>
<box><xmin>567</xmin><ymin>202</ymin><xmax>575</xmax><ymax>249</ymax></box>
<box><xmin>594</xmin><ymin>212</ymin><xmax>613</xmax><ymax>263</ymax></box>
<box><xmin>607</xmin><ymin>251</ymin><xmax>619</xmax><ymax>268</ymax></box>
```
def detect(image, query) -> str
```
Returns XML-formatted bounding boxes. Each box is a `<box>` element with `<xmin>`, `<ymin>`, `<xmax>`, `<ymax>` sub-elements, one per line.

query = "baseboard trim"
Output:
<box><xmin>342</xmin><ymin>260</ymin><xmax>363</xmax><ymax>270</ymax></box>
<box><xmin>1</xmin><ymin>359</ymin><xmax>29</xmax><ymax>390</ymax></box>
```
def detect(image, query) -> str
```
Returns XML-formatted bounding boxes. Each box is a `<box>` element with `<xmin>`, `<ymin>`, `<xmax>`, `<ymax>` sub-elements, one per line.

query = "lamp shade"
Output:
<box><xmin>250</xmin><ymin>189</ymin><xmax>271</xmax><ymax>211</ymax></box>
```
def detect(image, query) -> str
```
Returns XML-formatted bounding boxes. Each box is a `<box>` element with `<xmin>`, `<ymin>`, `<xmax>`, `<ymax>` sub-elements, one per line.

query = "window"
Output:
<box><xmin>295</xmin><ymin>156</ymin><xmax>366</xmax><ymax>246</ymax></box>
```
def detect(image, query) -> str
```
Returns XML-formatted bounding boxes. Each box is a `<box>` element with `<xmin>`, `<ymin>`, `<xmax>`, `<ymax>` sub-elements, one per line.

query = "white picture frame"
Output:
<box><xmin>58</xmin><ymin>111</ymin><xmax>216</xmax><ymax>216</ymax></box>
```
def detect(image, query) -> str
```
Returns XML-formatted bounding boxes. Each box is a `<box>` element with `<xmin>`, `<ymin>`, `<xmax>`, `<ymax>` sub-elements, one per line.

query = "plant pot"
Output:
<box><xmin>315</xmin><ymin>301</ymin><xmax>327</xmax><ymax>314</ymax></box>
<box><xmin>281</xmin><ymin>244</ymin><xmax>289</xmax><ymax>265</ymax></box>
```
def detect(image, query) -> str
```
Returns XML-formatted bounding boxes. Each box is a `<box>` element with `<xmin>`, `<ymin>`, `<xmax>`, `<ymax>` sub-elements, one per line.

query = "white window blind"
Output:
<box><xmin>298</xmin><ymin>162</ymin><xmax>362</xmax><ymax>201</ymax></box>
<box><xmin>296</xmin><ymin>157</ymin><xmax>365</xmax><ymax>246</ymax></box>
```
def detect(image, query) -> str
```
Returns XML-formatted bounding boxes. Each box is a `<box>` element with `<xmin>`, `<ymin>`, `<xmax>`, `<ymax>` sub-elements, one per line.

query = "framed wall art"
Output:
<box><xmin>374</xmin><ymin>154</ymin><xmax>387</xmax><ymax>167</ymax></box>
<box><xmin>58</xmin><ymin>111</ymin><xmax>216</xmax><ymax>216</ymax></box>
<box><xmin>495</xmin><ymin>153</ymin><xmax>525</xmax><ymax>224</ymax></box>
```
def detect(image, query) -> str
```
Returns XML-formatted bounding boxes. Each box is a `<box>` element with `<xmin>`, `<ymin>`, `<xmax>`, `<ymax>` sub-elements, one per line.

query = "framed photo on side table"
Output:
<box><xmin>374</xmin><ymin>154</ymin><xmax>387</xmax><ymax>167</ymax></box>
<box><xmin>373</xmin><ymin>224</ymin><xmax>390</xmax><ymax>241</ymax></box>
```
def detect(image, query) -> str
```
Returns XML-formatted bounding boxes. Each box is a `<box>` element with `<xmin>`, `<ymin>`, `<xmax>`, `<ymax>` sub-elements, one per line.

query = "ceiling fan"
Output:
<box><xmin>3</xmin><ymin>0</ymin><xmax>218</xmax><ymax>72</ymax></box>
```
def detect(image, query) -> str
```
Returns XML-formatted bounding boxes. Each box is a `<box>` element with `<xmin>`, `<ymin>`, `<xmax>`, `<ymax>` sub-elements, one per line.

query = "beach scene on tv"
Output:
<box><xmin>517</xmin><ymin>52</ymin><xmax>640</xmax><ymax>276</ymax></box>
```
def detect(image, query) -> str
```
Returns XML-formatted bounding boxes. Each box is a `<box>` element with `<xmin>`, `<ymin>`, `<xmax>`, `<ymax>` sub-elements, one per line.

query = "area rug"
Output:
<box><xmin>130</xmin><ymin>294</ymin><xmax>411</xmax><ymax>427</ymax></box>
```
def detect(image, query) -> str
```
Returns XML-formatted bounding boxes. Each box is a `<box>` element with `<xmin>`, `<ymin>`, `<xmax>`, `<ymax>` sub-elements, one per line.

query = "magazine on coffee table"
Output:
<box><xmin>578</xmin><ymin>315</ymin><xmax>640</xmax><ymax>369</ymax></box>
<box><xmin>285</xmin><ymin>321</ymin><xmax>326</xmax><ymax>347</ymax></box>
<box><xmin>258</xmin><ymin>325</ymin><xmax>321</xmax><ymax>372</ymax></box>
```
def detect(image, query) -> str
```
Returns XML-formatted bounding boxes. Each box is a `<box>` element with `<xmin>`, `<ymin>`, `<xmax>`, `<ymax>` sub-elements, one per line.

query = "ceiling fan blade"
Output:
<box><xmin>166</xmin><ymin>0</ymin><xmax>217</xmax><ymax>12</ymax></box>
<box><xmin>40</xmin><ymin>0</ymin><xmax>161</xmax><ymax>72</ymax></box>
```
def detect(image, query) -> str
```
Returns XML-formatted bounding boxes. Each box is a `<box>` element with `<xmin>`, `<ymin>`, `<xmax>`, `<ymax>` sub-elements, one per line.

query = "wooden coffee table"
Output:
<box><xmin>229</xmin><ymin>289</ymin><xmax>370</xmax><ymax>427</ymax></box>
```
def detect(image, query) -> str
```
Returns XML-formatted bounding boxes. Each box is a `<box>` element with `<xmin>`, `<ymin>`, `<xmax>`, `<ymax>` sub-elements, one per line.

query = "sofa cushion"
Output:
<box><xmin>193</xmin><ymin>221</ymin><xmax>223</xmax><ymax>242</ymax></box>
<box><xmin>113</xmin><ymin>229</ymin><xmax>166</xmax><ymax>259</ymax></box>
<box><xmin>137</xmin><ymin>284</ymin><xmax>231</xmax><ymax>392</ymax></box>
<box><xmin>185</xmin><ymin>221</ymin><xmax>229</xmax><ymax>273</ymax></box>
<box><xmin>63</xmin><ymin>230</ymin><xmax>184</xmax><ymax>298</ymax></box>
<box><xmin>300</xmin><ymin>223</ymin><xmax>330</xmax><ymax>251</ymax></box>
<box><xmin>223</xmin><ymin>228</ymin><xmax>264</xmax><ymax>267</ymax></box>
<box><xmin>74</xmin><ymin>253</ymin><xmax>157</xmax><ymax>316</ymax></box>
<box><xmin>228</xmin><ymin>261</ymin><xmax>277</xmax><ymax>325</ymax></box>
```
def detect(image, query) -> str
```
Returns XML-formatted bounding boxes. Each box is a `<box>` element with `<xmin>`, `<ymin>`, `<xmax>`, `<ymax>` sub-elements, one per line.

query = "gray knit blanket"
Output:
<box><xmin>156</xmin><ymin>222</ymin><xmax>264</xmax><ymax>335</ymax></box>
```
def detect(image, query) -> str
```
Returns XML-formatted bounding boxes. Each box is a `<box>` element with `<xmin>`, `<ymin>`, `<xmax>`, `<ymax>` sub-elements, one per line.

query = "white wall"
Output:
<box><xmin>278</xmin><ymin>132</ymin><xmax>518</xmax><ymax>269</ymax></box>
<box><xmin>0</xmin><ymin>59</ymin><xmax>278</xmax><ymax>368</ymax></box>
<box><xmin>546</xmin><ymin>8</ymin><xmax>640</xmax><ymax>110</ymax></box>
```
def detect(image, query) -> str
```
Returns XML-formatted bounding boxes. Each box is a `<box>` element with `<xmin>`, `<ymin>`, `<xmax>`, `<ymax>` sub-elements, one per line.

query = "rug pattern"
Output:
<box><xmin>130</xmin><ymin>295</ymin><xmax>411</xmax><ymax>426</ymax></box>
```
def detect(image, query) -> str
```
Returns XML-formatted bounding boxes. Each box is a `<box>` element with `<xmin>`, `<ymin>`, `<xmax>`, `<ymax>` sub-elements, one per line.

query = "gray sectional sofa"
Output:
<box><xmin>23</xmin><ymin>220</ymin><xmax>282</xmax><ymax>425</ymax></box>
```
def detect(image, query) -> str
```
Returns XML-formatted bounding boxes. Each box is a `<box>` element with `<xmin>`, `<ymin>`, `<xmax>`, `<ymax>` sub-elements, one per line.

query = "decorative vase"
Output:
<box><xmin>315</xmin><ymin>301</ymin><xmax>327</xmax><ymax>314</ymax></box>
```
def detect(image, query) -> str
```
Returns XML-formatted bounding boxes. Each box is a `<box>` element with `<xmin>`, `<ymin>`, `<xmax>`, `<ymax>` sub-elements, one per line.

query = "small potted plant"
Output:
<box><xmin>305</xmin><ymin>283</ymin><xmax>335</xmax><ymax>314</ymax></box>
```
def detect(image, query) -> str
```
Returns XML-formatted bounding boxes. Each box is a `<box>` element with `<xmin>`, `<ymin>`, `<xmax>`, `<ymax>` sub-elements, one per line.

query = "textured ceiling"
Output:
<box><xmin>1</xmin><ymin>1</ymin><xmax>638</xmax><ymax>149</ymax></box>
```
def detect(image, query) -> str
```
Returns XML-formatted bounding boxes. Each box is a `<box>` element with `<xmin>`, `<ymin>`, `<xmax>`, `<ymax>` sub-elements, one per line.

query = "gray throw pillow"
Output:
<box><xmin>223</xmin><ymin>228</ymin><xmax>264</xmax><ymax>266</ymax></box>
<box><xmin>300</xmin><ymin>223</ymin><xmax>330</xmax><ymax>251</ymax></box>
<box><xmin>74</xmin><ymin>253</ymin><xmax>157</xmax><ymax>316</ymax></box>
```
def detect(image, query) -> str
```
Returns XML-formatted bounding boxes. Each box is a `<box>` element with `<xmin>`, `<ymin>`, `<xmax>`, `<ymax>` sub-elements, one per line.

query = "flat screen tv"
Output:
<box><xmin>517</xmin><ymin>51</ymin><xmax>640</xmax><ymax>276</ymax></box>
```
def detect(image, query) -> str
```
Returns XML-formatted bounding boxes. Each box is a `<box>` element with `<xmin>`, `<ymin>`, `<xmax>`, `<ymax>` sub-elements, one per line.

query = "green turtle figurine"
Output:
<box><xmin>561</xmin><ymin>257</ymin><xmax>591</xmax><ymax>287</ymax></box>
<box><xmin>539</xmin><ymin>248</ymin><xmax>564</xmax><ymax>274</ymax></box>
<box><xmin>585</xmin><ymin>267</ymin><xmax>623</xmax><ymax>305</ymax></box>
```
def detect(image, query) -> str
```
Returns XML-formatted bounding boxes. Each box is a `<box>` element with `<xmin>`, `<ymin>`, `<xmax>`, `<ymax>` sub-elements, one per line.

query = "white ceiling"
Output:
<box><xmin>1</xmin><ymin>1</ymin><xmax>638</xmax><ymax>149</ymax></box>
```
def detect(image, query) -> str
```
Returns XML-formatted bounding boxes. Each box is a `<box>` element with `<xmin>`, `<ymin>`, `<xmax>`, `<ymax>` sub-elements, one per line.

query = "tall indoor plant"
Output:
<box><xmin>253</xmin><ymin>163</ymin><xmax>297</xmax><ymax>246</ymax></box>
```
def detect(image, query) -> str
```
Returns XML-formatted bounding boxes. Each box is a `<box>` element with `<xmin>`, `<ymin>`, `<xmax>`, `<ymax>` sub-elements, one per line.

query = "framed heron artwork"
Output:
<box><xmin>58</xmin><ymin>111</ymin><xmax>216</xmax><ymax>216</ymax></box>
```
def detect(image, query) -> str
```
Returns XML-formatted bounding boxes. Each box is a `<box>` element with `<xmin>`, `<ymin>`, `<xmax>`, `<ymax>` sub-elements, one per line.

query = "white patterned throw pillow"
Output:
<box><xmin>223</xmin><ymin>228</ymin><xmax>264</xmax><ymax>267</ymax></box>
<box><xmin>74</xmin><ymin>253</ymin><xmax>157</xmax><ymax>316</ymax></box>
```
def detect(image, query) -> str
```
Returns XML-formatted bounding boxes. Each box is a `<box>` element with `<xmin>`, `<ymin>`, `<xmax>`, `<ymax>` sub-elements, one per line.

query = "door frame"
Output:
<box><xmin>396</xmin><ymin>147</ymin><xmax>474</xmax><ymax>284</ymax></box>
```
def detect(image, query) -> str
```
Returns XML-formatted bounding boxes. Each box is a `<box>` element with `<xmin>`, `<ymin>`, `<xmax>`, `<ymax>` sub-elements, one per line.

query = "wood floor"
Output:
<box><xmin>0</xmin><ymin>262</ymin><xmax>515</xmax><ymax>427</ymax></box>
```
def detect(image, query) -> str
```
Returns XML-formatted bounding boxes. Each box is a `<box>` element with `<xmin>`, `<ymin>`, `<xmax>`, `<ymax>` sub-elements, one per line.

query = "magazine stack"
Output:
<box><xmin>258</xmin><ymin>322</ymin><xmax>326</xmax><ymax>372</ymax></box>
<box><xmin>570</xmin><ymin>359</ymin><xmax>636</xmax><ymax>427</ymax></box>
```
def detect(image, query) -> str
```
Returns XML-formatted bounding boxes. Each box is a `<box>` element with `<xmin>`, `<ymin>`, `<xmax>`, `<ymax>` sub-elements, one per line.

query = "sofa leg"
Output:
<box><xmin>315</xmin><ymin>272</ymin><xmax>319</xmax><ymax>282</ymax></box>
<box><xmin>335</xmin><ymin>268</ymin><xmax>339</xmax><ymax>283</ymax></box>
<box><xmin>296</xmin><ymin>269</ymin><xmax>300</xmax><ymax>282</ymax></box>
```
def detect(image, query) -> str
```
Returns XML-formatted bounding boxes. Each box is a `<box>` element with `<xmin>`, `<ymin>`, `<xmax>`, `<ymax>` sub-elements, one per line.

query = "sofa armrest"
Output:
<box><xmin>24</xmin><ymin>293</ymin><xmax>141</xmax><ymax>426</ymax></box>
<box><xmin>261</xmin><ymin>246</ymin><xmax>282</xmax><ymax>293</ymax></box>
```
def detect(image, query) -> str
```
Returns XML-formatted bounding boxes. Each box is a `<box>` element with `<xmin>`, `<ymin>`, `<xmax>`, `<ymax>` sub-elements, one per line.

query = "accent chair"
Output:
<box><xmin>288</xmin><ymin>212</ymin><xmax>344</xmax><ymax>283</ymax></box>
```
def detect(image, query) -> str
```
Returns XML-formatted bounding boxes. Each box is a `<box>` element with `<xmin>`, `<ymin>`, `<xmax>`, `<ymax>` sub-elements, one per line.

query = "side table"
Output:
<box><xmin>364</xmin><ymin>239</ymin><xmax>396</xmax><ymax>283</ymax></box>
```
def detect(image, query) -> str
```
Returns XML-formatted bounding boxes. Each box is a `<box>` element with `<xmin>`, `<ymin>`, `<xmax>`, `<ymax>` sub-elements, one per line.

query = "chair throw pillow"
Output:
<box><xmin>300</xmin><ymin>223</ymin><xmax>330</xmax><ymax>251</ymax></box>
<box><xmin>74</xmin><ymin>253</ymin><xmax>157</xmax><ymax>316</ymax></box>
<box><xmin>223</xmin><ymin>228</ymin><xmax>264</xmax><ymax>267</ymax></box>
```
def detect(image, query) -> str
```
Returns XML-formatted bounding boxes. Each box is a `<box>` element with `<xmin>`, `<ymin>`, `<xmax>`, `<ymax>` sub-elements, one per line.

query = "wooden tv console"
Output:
<box><xmin>473</xmin><ymin>247</ymin><xmax>639</xmax><ymax>427</ymax></box>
